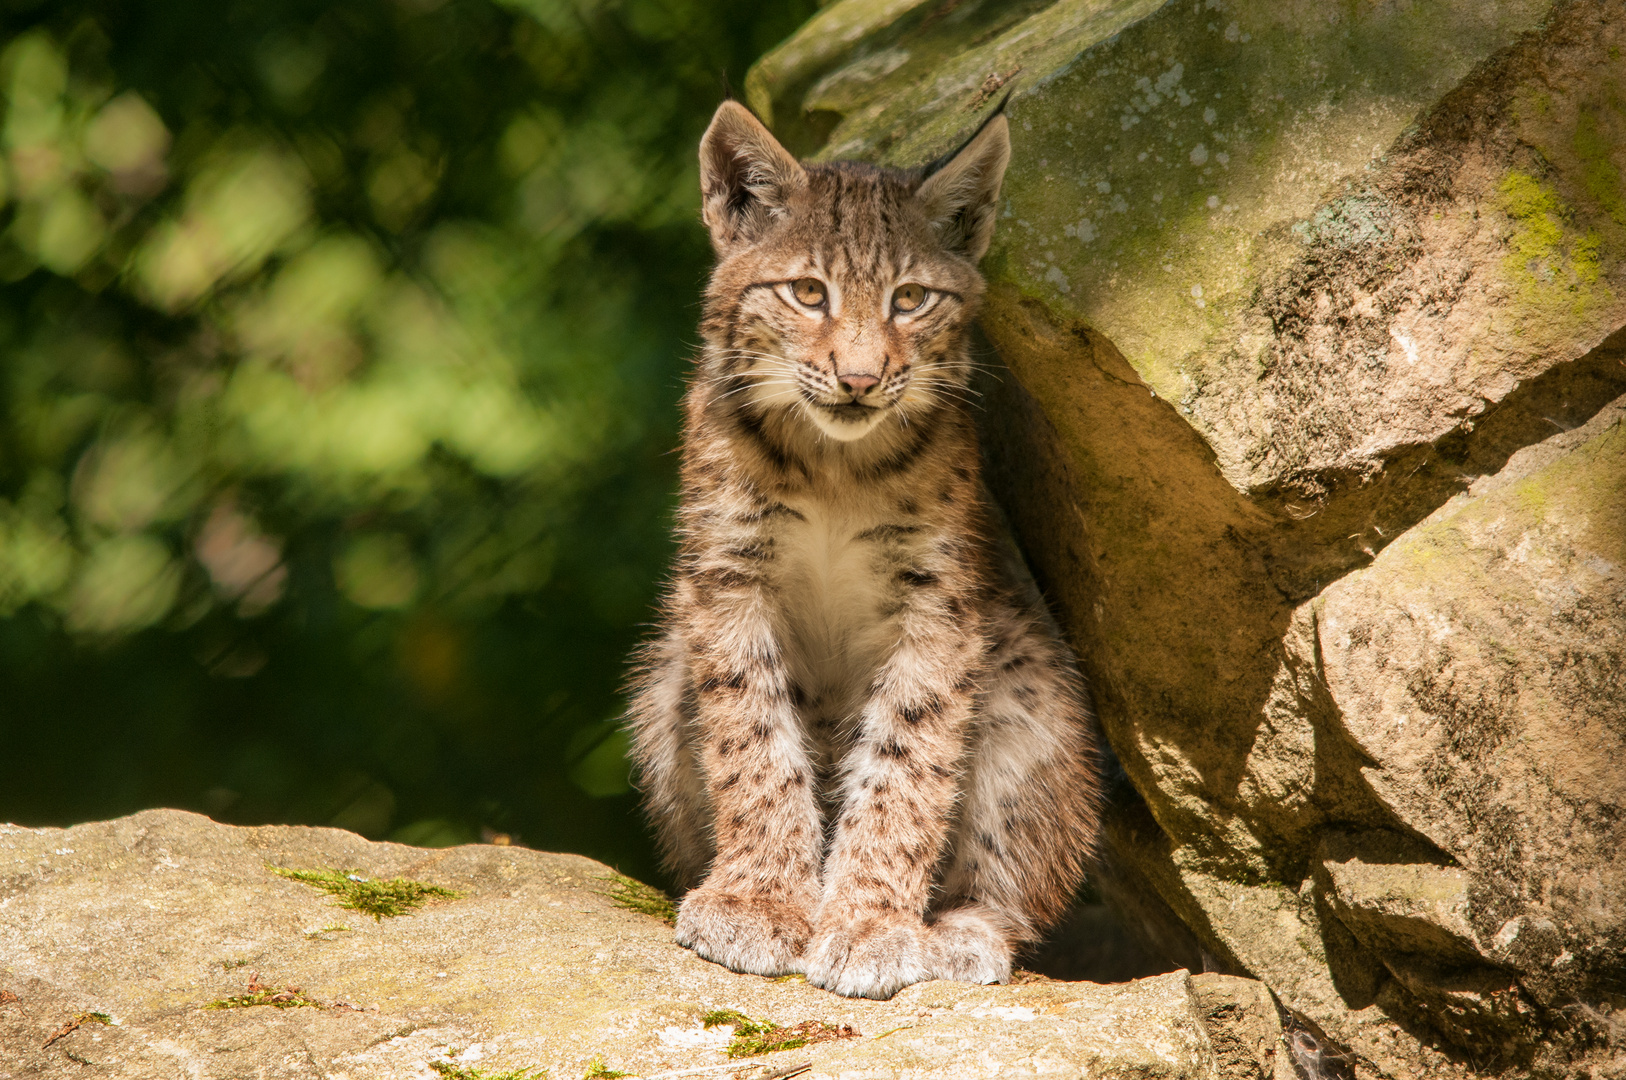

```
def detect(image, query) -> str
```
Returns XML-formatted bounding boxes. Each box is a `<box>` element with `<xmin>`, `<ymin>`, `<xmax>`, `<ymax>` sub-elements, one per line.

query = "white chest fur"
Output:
<box><xmin>767</xmin><ymin>496</ymin><xmax>907</xmax><ymax>717</ymax></box>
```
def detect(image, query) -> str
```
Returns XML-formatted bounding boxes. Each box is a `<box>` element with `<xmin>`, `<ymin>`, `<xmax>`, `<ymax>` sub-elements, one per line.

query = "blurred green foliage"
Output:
<box><xmin>0</xmin><ymin>0</ymin><xmax>815</xmax><ymax>883</ymax></box>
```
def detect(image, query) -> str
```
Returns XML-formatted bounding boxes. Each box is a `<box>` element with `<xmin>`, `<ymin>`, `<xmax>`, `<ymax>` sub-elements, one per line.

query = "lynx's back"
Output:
<box><xmin>625</xmin><ymin>100</ymin><xmax>1101</xmax><ymax>1000</ymax></box>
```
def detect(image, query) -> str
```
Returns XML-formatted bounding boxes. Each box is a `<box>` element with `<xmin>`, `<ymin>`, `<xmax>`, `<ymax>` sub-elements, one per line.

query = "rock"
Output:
<box><xmin>1316</xmin><ymin>394</ymin><xmax>1626</xmax><ymax>1036</ymax></box>
<box><xmin>1314</xmin><ymin>832</ymin><xmax>1481</xmax><ymax>966</ymax></box>
<box><xmin>1188</xmin><ymin>975</ymin><xmax>1295</xmax><ymax>1080</ymax></box>
<box><xmin>2</xmin><ymin>809</ymin><xmax>1294</xmax><ymax>1079</ymax></box>
<box><xmin>1378</xmin><ymin>956</ymin><xmax>1535</xmax><ymax>1052</ymax></box>
<box><xmin>747</xmin><ymin>0</ymin><xmax>1626</xmax><ymax>1075</ymax></box>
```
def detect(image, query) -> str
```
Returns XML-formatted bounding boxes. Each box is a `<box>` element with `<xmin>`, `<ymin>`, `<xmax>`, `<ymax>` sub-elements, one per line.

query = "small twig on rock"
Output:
<box><xmin>757</xmin><ymin>1064</ymin><xmax>813</xmax><ymax>1080</ymax></box>
<box><xmin>0</xmin><ymin>988</ymin><xmax>19</xmax><ymax>1007</ymax></box>
<box><xmin>638</xmin><ymin>1064</ymin><xmax>753</xmax><ymax>1079</ymax></box>
<box><xmin>638</xmin><ymin>1053</ymin><xmax>817</xmax><ymax>1080</ymax></box>
<box><xmin>701</xmin><ymin>1010</ymin><xmax>857</xmax><ymax>1059</ymax></box>
<box><xmin>43</xmin><ymin>1011</ymin><xmax>111</xmax><ymax>1049</ymax></box>
<box><xmin>638</xmin><ymin>1063</ymin><xmax>772</xmax><ymax>1080</ymax></box>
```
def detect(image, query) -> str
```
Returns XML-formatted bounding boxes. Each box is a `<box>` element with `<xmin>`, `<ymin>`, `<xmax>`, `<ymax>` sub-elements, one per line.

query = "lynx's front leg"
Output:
<box><xmin>804</xmin><ymin>568</ymin><xmax>986</xmax><ymax>999</ymax></box>
<box><xmin>673</xmin><ymin>558</ymin><xmax>821</xmax><ymax>977</ymax></box>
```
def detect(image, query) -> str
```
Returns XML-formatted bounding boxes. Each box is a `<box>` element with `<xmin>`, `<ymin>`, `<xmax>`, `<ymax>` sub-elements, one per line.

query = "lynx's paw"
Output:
<box><xmin>804</xmin><ymin>914</ymin><xmax>932</xmax><ymax>1000</ymax></box>
<box><xmin>925</xmin><ymin>906</ymin><xmax>1013</xmax><ymax>985</ymax></box>
<box><xmin>674</xmin><ymin>888</ymin><xmax>812</xmax><ymax>977</ymax></box>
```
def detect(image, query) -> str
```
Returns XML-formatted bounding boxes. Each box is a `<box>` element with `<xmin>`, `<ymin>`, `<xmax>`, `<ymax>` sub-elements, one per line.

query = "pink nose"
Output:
<box><xmin>838</xmin><ymin>374</ymin><xmax>880</xmax><ymax>398</ymax></box>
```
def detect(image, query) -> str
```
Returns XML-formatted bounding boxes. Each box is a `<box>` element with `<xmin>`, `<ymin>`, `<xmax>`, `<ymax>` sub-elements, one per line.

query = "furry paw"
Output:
<box><xmin>804</xmin><ymin>914</ymin><xmax>932</xmax><ymax>1000</ymax></box>
<box><xmin>674</xmin><ymin>888</ymin><xmax>812</xmax><ymax>977</ymax></box>
<box><xmin>925</xmin><ymin>906</ymin><xmax>1013</xmax><ymax>985</ymax></box>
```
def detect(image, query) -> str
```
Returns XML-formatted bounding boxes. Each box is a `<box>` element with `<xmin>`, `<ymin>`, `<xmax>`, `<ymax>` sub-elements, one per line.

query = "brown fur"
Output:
<box><xmin>624</xmin><ymin>101</ymin><xmax>1101</xmax><ymax>999</ymax></box>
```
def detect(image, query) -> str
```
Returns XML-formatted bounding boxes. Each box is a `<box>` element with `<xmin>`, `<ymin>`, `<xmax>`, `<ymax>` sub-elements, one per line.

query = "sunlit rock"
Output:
<box><xmin>748</xmin><ymin>0</ymin><xmax>1626</xmax><ymax>1073</ymax></box>
<box><xmin>2</xmin><ymin>810</ymin><xmax>1285</xmax><ymax>1078</ymax></box>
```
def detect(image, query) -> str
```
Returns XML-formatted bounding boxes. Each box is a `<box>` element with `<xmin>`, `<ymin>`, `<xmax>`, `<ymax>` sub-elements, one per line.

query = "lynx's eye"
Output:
<box><xmin>791</xmin><ymin>278</ymin><xmax>827</xmax><ymax>308</ymax></box>
<box><xmin>891</xmin><ymin>283</ymin><xmax>927</xmax><ymax>313</ymax></box>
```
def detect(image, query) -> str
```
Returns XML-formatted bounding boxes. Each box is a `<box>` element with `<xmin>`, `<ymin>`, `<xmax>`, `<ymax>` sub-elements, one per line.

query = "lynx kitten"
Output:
<box><xmin>625</xmin><ymin>100</ymin><xmax>1101</xmax><ymax>1000</ymax></box>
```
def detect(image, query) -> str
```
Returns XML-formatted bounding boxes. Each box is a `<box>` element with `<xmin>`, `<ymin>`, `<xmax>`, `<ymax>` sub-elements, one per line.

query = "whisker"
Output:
<box><xmin>912</xmin><ymin>378</ymin><xmax>980</xmax><ymax>406</ymax></box>
<box><xmin>713</xmin><ymin>349</ymin><xmax>797</xmax><ymax>365</ymax></box>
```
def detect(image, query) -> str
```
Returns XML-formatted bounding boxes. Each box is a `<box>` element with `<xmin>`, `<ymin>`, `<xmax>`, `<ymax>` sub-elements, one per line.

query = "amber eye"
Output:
<box><xmin>891</xmin><ymin>283</ymin><xmax>927</xmax><ymax>313</ymax></box>
<box><xmin>791</xmin><ymin>278</ymin><xmax>827</xmax><ymax>308</ymax></box>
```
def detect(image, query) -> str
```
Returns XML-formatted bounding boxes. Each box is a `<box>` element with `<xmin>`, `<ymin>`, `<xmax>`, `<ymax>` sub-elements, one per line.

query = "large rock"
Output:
<box><xmin>747</xmin><ymin>0</ymin><xmax>1626</xmax><ymax>1075</ymax></box>
<box><xmin>1</xmin><ymin>809</ymin><xmax>1295</xmax><ymax>1079</ymax></box>
<box><xmin>1316</xmin><ymin>396</ymin><xmax>1626</xmax><ymax>1021</ymax></box>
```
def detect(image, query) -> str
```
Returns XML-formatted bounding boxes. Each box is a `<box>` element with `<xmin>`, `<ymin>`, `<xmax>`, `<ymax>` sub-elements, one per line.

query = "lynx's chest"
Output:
<box><xmin>767</xmin><ymin>495</ymin><xmax>917</xmax><ymax>709</ymax></box>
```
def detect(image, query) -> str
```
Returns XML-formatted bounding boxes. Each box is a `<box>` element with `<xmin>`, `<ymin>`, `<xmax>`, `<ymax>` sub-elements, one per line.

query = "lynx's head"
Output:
<box><xmin>695</xmin><ymin>100</ymin><xmax>1010</xmax><ymax>447</ymax></box>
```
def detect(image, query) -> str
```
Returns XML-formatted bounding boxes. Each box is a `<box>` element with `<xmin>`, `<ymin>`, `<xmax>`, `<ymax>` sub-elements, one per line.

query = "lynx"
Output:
<box><xmin>624</xmin><ymin>100</ymin><xmax>1101</xmax><ymax>1000</ymax></box>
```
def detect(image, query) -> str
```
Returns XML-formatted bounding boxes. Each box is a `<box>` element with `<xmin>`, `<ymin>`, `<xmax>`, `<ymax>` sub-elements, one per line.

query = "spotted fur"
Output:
<box><xmin>624</xmin><ymin>101</ymin><xmax>1101</xmax><ymax>1000</ymax></box>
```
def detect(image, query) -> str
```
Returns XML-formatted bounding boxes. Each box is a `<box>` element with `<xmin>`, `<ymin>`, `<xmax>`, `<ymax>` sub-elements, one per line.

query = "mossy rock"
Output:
<box><xmin>748</xmin><ymin>1</ymin><xmax>1626</xmax><ymax>1074</ymax></box>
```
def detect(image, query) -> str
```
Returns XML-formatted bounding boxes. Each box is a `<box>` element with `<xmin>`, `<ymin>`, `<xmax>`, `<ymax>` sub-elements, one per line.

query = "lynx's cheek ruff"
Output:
<box><xmin>624</xmin><ymin>97</ymin><xmax>1102</xmax><ymax>1001</ymax></box>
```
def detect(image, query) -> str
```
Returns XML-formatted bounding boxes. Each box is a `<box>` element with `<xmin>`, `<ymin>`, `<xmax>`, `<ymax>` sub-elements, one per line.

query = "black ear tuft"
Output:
<box><xmin>914</xmin><ymin>101</ymin><xmax>1013</xmax><ymax>261</ymax></box>
<box><xmin>699</xmin><ymin>101</ymin><xmax>806</xmax><ymax>254</ymax></box>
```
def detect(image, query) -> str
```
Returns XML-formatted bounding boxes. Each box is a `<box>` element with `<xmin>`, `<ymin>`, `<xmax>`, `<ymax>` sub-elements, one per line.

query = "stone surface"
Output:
<box><xmin>1317</xmin><ymin>394</ymin><xmax>1626</xmax><ymax>1019</ymax></box>
<box><xmin>1188</xmin><ymin>975</ymin><xmax>1294</xmax><ymax>1080</ymax></box>
<box><xmin>1</xmin><ymin>809</ymin><xmax>1287</xmax><ymax>1079</ymax></box>
<box><xmin>747</xmin><ymin>1</ymin><xmax>1626</xmax><ymax>1076</ymax></box>
<box><xmin>1315</xmin><ymin>835</ymin><xmax>1480</xmax><ymax>966</ymax></box>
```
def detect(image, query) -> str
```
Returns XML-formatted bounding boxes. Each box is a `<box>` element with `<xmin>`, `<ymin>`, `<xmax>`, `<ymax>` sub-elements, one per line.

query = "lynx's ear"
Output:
<box><xmin>914</xmin><ymin>110</ymin><xmax>1012</xmax><ymax>261</ymax></box>
<box><xmin>699</xmin><ymin>100</ymin><xmax>806</xmax><ymax>253</ymax></box>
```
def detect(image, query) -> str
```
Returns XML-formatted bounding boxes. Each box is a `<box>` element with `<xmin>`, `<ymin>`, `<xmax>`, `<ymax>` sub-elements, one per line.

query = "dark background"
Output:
<box><xmin>0</xmin><ymin>0</ymin><xmax>820</xmax><ymax>889</ymax></box>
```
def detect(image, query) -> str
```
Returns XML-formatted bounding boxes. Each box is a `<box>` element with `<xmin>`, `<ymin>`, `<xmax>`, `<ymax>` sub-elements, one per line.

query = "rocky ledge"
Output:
<box><xmin>2</xmin><ymin>809</ymin><xmax>1305</xmax><ymax>1080</ymax></box>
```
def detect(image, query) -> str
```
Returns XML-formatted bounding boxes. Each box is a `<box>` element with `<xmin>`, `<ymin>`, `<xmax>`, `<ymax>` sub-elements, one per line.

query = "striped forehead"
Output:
<box><xmin>797</xmin><ymin>163</ymin><xmax>920</xmax><ymax>281</ymax></box>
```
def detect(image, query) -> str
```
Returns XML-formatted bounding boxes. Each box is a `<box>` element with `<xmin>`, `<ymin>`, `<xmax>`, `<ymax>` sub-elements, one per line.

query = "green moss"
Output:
<box><xmin>1574</xmin><ymin>107</ymin><xmax>1626</xmax><ymax>227</ymax></box>
<box><xmin>702</xmin><ymin>1008</ymin><xmax>764</xmax><ymax>1031</ymax></box>
<box><xmin>1498</xmin><ymin>171</ymin><xmax>1565</xmax><ymax>249</ymax></box>
<box><xmin>702</xmin><ymin>1009</ymin><xmax>858</xmax><ymax>1058</ymax></box>
<box><xmin>581</xmin><ymin>1056</ymin><xmax>628</xmax><ymax>1079</ymax></box>
<box><xmin>269</xmin><ymin>865</ymin><xmax>463</xmax><ymax>921</ymax></box>
<box><xmin>205</xmin><ymin>981</ymin><xmax>322</xmax><ymax>1010</ymax></box>
<box><xmin>1512</xmin><ymin>468</ymin><xmax>1556</xmax><ymax>522</ymax></box>
<box><xmin>1573</xmin><ymin>231</ymin><xmax>1603</xmax><ymax>284</ymax></box>
<box><xmin>1494</xmin><ymin>170</ymin><xmax>1606</xmax><ymax>316</ymax></box>
<box><xmin>430</xmin><ymin>1061</ymin><xmax>546</xmax><ymax>1080</ymax></box>
<box><xmin>593</xmin><ymin>873</ymin><xmax>676</xmax><ymax>926</ymax></box>
<box><xmin>303</xmin><ymin>924</ymin><xmax>352</xmax><ymax>938</ymax></box>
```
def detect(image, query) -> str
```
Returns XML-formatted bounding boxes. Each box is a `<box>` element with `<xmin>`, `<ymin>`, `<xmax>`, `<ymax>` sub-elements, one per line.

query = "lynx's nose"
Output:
<box><xmin>838</xmin><ymin>373</ymin><xmax>880</xmax><ymax>399</ymax></box>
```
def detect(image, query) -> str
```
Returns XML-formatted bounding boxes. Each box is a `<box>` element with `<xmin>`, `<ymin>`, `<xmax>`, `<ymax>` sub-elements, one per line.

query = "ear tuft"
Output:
<box><xmin>914</xmin><ymin>113</ymin><xmax>1012</xmax><ymax>261</ymax></box>
<box><xmin>699</xmin><ymin>101</ymin><xmax>806</xmax><ymax>253</ymax></box>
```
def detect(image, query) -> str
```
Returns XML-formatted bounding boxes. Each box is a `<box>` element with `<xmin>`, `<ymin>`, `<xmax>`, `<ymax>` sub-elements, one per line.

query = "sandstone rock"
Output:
<box><xmin>747</xmin><ymin>0</ymin><xmax>1626</xmax><ymax>1075</ymax></box>
<box><xmin>1316</xmin><ymin>394</ymin><xmax>1626</xmax><ymax>1035</ymax></box>
<box><xmin>1188</xmin><ymin>975</ymin><xmax>1295</xmax><ymax>1080</ymax></box>
<box><xmin>2</xmin><ymin>809</ymin><xmax>1290</xmax><ymax>1079</ymax></box>
<box><xmin>1314</xmin><ymin>832</ymin><xmax>1480</xmax><ymax>966</ymax></box>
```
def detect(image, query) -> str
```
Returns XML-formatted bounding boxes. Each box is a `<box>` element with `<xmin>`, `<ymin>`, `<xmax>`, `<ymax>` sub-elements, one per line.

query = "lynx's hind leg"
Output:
<box><xmin>929</xmin><ymin>603</ymin><xmax>1101</xmax><ymax>982</ymax></box>
<box><xmin>624</xmin><ymin>628</ymin><xmax>713</xmax><ymax>890</ymax></box>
